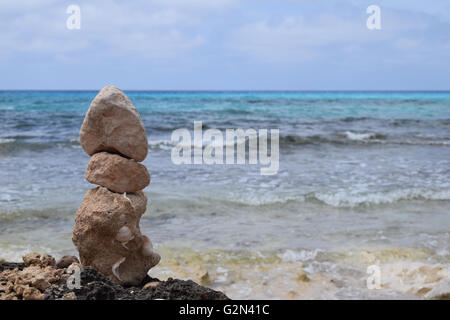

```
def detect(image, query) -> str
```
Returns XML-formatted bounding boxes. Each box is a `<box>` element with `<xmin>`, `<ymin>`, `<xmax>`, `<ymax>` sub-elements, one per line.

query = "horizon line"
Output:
<box><xmin>1</xmin><ymin>89</ymin><xmax>450</xmax><ymax>92</ymax></box>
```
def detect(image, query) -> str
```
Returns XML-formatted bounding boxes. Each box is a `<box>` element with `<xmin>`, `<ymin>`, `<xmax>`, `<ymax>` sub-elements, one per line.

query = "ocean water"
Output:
<box><xmin>0</xmin><ymin>91</ymin><xmax>449</xmax><ymax>299</ymax></box>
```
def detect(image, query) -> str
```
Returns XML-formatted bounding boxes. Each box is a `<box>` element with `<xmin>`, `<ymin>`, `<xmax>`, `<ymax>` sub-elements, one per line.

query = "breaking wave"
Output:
<box><xmin>1</xmin><ymin>131</ymin><xmax>448</xmax><ymax>155</ymax></box>
<box><xmin>0</xmin><ymin>138</ymin><xmax>15</xmax><ymax>144</ymax></box>
<box><xmin>147</xmin><ymin>132</ymin><xmax>450</xmax><ymax>150</ymax></box>
<box><xmin>218</xmin><ymin>188</ymin><xmax>450</xmax><ymax>207</ymax></box>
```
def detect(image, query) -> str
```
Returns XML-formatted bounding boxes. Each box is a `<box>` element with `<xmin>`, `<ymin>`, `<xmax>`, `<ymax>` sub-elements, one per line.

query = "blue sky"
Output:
<box><xmin>1</xmin><ymin>0</ymin><xmax>450</xmax><ymax>90</ymax></box>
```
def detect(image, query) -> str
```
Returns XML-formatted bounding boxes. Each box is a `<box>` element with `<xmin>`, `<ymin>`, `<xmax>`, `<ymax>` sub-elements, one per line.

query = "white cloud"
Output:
<box><xmin>230</xmin><ymin>15</ymin><xmax>380</xmax><ymax>63</ymax></box>
<box><xmin>1</xmin><ymin>0</ymin><xmax>449</xmax><ymax>73</ymax></box>
<box><xmin>230</xmin><ymin>7</ymin><xmax>450</xmax><ymax>64</ymax></box>
<box><xmin>0</xmin><ymin>1</ymin><xmax>209</xmax><ymax>59</ymax></box>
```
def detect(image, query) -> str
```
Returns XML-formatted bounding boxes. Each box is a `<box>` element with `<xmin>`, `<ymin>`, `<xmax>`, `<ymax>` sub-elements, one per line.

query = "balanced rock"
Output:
<box><xmin>72</xmin><ymin>187</ymin><xmax>160</xmax><ymax>286</ymax></box>
<box><xmin>85</xmin><ymin>152</ymin><xmax>150</xmax><ymax>193</ymax></box>
<box><xmin>79</xmin><ymin>85</ymin><xmax>148</xmax><ymax>162</ymax></box>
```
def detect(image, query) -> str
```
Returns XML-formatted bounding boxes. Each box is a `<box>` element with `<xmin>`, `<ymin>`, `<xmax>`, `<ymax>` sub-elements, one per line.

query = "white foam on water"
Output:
<box><xmin>344</xmin><ymin>131</ymin><xmax>378</xmax><ymax>141</ymax></box>
<box><xmin>0</xmin><ymin>194</ymin><xmax>16</xmax><ymax>202</ymax></box>
<box><xmin>222</xmin><ymin>192</ymin><xmax>305</xmax><ymax>206</ymax></box>
<box><xmin>0</xmin><ymin>244</ymin><xmax>57</xmax><ymax>262</ymax></box>
<box><xmin>148</xmin><ymin>139</ymin><xmax>175</xmax><ymax>150</ymax></box>
<box><xmin>277</xmin><ymin>249</ymin><xmax>323</xmax><ymax>262</ymax></box>
<box><xmin>219</xmin><ymin>187</ymin><xmax>450</xmax><ymax>207</ymax></box>
<box><xmin>378</xmin><ymin>261</ymin><xmax>450</xmax><ymax>297</ymax></box>
<box><xmin>148</xmin><ymin>133</ymin><xmax>258</xmax><ymax>151</ymax></box>
<box><xmin>314</xmin><ymin>188</ymin><xmax>450</xmax><ymax>207</ymax></box>
<box><xmin>0</xmin><ymin>138</ymin><xmax>15</xmax><ymax>144</ymax></box>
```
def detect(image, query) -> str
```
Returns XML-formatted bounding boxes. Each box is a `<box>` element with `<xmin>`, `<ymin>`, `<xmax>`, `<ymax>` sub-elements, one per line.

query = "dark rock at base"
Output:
<box><xmin>0</xmin><ymin>262</ymin><xmax>25</xmax><ymax>272</ymax></box>
<box><xmin>133</xmin><ymin>278</ymin><xmax>229</xmax><ymax>300</ymax></box>
<box><xmin>43</xmin><ymin>266</ymin><xmax>229</xmax><ymax>300</ymax></box>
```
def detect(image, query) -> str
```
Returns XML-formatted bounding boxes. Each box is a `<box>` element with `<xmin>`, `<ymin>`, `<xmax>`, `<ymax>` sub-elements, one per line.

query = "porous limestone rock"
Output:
<box><xmin>23</xmin><ymin>252</ymin><xmax>41</xmax><ymax>266</ymax></box>
<box><xmin>142</xmin><ymin>281</ymin><xmax>159</xmax><ymax>290</ymax></box>
<box><xmin>85</xmin><ymin>152</ymin><xmax>150</xmax><ymax>193</ymax></box>
<box><xmin>40</xmin><ymin>254</ymin><xmax>56</xmax><ymax>267</ymax></box>
<box><xmin>62</xmin><ymin>292</ymin><xmax>77</xmax><ymax>300</ymax></box>
<box><xmin>74</xmin><ymin>86</ymin><xmax>159</xmax><ymax>287</ymax></box>
<box><xmin>79</xmin><ymin>85</ymin><xmax>148</xmax><ymax>162</ymax></box>
<box><xmin>72</xmin><ymin>187</ymin><xmax>160</xmax><ymax>286</ymax></box>
<box><xmin>0</xmin><ymin>253</ymin><xmax>65</xmax><ymax>300</ymax></box>
<box><xmin>22</xmin><ymin>287</ymin><xmax>44</xmax><ymax>300</ymax></box>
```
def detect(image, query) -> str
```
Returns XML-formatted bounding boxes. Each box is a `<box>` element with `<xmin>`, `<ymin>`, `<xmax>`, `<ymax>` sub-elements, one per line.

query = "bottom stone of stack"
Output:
<box><xmin>72</xmin><ymin>187</ymin><xmax>160</xmax><ymax>286</ymax></box>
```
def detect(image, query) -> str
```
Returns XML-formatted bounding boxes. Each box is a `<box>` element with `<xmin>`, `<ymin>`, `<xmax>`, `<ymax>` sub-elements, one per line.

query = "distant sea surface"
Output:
<box><xmin>1</xmin><ymin>91</ymin><xmax>449</xmax><ymax>299</ymax></box>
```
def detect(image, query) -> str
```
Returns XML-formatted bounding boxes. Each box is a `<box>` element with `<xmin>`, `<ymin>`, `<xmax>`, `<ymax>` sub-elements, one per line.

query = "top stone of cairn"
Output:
<box><xmin>80</xmin><ymin>86</ymin><xmax>148</xmax><ymax>162</ymax></box>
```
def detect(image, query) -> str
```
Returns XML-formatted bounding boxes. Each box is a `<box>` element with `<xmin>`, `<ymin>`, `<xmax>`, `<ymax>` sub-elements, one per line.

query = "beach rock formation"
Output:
<box><xmin>85</xmin><ymin>152</ymin><xmax>150</xmax><ymax>193</ymax></box>
<box><xmin>73</xmin><ymin>187</ymin><xmax>159</xmax><ymax>285</ymax></box>
<box><xmin>0</xmin><ymin>253</ymin><xmax>67</xmax><ymax>300</ymax></box>
<box><xmin>79</xmin><ymin>85</ymin><xmax>148</xmax><ymax>162</ymax></box>
<box><xmin>0</xmin><ymin>254</ymin><xmax>229</xmax><ymax>300</ymax></box>
<box><xmin>73</xmin><ymin>86</ymin><xmax>159</xmax><ymax>286</ymax></box>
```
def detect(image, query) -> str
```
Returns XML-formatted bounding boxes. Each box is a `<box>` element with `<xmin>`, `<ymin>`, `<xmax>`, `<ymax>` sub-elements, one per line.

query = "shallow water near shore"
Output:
<box><xmin>1</xmin><ymin>91</ymin><xmax>449</xmax><ymax>299</ymax></box>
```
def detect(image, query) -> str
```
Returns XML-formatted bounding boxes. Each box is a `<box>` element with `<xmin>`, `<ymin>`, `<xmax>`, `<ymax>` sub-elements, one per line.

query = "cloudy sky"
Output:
<box><xmin>1</xmin><ymin>0</ymin><xmax>449</xmax><ymax>90</ymax></box>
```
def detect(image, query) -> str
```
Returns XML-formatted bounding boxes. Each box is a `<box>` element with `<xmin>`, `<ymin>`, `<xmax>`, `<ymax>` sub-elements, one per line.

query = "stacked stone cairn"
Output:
<box><xmin>73</xmin><ymin>86</ymin><xmax>160</xmax><ymax>286</ymax></box>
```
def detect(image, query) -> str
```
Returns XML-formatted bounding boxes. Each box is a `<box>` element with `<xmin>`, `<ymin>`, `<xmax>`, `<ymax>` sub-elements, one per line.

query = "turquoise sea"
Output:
<box><xmin>1</xmin><ymin>91</ymin><xmax>449</xmax><ymax>299</ymax></box>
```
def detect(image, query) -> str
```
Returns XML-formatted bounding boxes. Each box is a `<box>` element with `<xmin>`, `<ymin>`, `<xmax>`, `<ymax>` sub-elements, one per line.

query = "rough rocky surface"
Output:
<box><xmin>0</xmin><ymin>254</ymin><xmax>229</xmax><ymax>300</ymax></box>
<box><xmin>72</xmin><ymin>187</ymin><xmax>160</xmax><ymax>286</ymax></box>
<box><xmin>45</xmin><ymin>267</ymin><xmax>229</xmax><ymax>300</ymax></box>
<box><xmin>79</xmin><ymin>85</ymin><xmax>148</xmax><ymax>162</ymax></box>
<box><xmin>75</xmin><ymin>86</ymin><xmax>160</xmax><ymax>290</ymax></box>
<box><xmin>0</xmin><ymin>253</ymin><xmax>66</xmax><ymax>300</ymax></box>
<box><xmin>85</xmin><ymin>152</ymin><xmax>150</xmax><ymax>193</ymax></box>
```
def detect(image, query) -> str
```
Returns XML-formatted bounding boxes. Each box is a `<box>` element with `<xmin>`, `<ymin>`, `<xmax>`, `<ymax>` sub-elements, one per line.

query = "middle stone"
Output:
<box><xmin>85</xmin><ymin>152</ymin><xmax>150</xmax><ymax>193</ymax></box>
